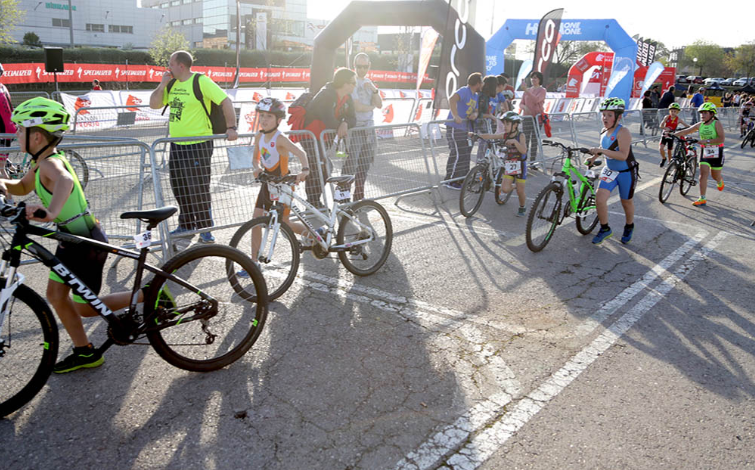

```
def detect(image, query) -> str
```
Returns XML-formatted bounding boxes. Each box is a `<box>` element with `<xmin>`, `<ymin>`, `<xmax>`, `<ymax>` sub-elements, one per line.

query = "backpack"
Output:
<box><xmin>162</xmin><ymin>73</ymin><xmax>227</xmax><ymax>134</ymax></box>
<box><xmin>286</xmin><ymin>92</ymin><xmax>314</xmax><ymax>142</ymax></box>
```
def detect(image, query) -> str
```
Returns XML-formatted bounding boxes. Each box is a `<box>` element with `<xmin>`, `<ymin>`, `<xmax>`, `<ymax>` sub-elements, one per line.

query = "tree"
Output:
<box><xmin>0</xmin><ymin>0</ymin><xmax>25</xmax><ymax>44</ymax></box>
<box><xmin>724</xmin><ymin>42</ymin><xmax>755</xmax><ymax>78</ymax></box>
<box><xmin>22</xmin><ymin>31</ymin><xmax>41</xmax><ymax>47</ymax></box>
<box><xmin>679</xmin><ymin>41</ymin><xmax>725</xmax><ymax>76</ymax></box>
<box><xmin>149</xmin><ymin>28</ymin><xmax>191</xmax><ymax>67</ymax></box>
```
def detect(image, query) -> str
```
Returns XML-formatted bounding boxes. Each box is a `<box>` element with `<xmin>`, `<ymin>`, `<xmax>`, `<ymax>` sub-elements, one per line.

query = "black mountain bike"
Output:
<box><xmin>0</xmin><ymin>202</ymin><xmax>268</xmax><ymax>418</ymax></box>
<box><xmin>659</xmin><ymin>134</ymin><xmax>699</xmax><ymax>203</ymax></box>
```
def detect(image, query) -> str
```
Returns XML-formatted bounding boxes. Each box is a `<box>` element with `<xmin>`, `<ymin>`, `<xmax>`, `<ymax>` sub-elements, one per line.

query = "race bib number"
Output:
<box><xmin>504</xmin><ymin>160</ymin><xmax>521</xmax><ymax>175</ymax></box>
<box><xmin>134</xmin><ymin>230</ymin><xmax>152</xmax><ymax>249</ymax></box>
<box><xmin>702</xmin><ymin>147</ymin><xmax>718</xmax><ymax>159</ymax></box>
<box><xmin>268</xmin><ymin>183</ymin><xmax>282</xmax><ymax>201</ymax></box>
<box><xmin>600</xmin><ymin>166</ymin><xmax>618</xmax><ymax>183</ymax></box>
<box><xmin>334</xmin><ymin>187</ymin><xmax>351</xmax><ymax>200</ymax></box>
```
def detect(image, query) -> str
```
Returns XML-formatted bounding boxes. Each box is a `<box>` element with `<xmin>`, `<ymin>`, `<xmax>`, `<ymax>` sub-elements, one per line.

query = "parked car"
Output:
<box><xmin>686</xmin><ymin>76</ymin><xmax>705</xmax><ymax>84</ymax></box>
<box><xmin>733</xmin><ymin>77</ymin><xmax>755</xmax><ymax>87</ymax></box>
<box><xmin>704</xmin><ymin>77</ymin><xmax>724</xmax><ymax>86</ymax></box>
<box><xmin>721</xmin><ymin>77</ymin><xmax>737</xmax><ymax>86</ymax></box>
<box><xmin>676</xmin><ymin>76</ymin><xmax>690</xmax><ymax>84</ymax></box>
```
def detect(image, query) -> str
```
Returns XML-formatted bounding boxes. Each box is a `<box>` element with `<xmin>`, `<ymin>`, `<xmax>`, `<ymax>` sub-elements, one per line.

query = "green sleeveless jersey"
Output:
<box><xmin>699</xmin><ymin>120</ymin><xmax>718</xmax><ymax>141</ymax></box>
<box><xmin>34</xmin><ymin>151</ymin><xmax>95</xmax><ymax>235</ymax></box>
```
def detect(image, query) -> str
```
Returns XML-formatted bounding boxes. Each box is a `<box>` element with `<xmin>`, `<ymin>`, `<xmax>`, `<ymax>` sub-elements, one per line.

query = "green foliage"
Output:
<box><xmin>0</xmin><ymin>44</ymin><xmax>152</xmax><ymax>64</ymax></box>
<box><xmin>0</xmin><ymin>0</ymin><xmax>25</xmax><ymax>44</ymax></box>
<box><xmin>149</xmin><ymin>28</ymin><xmax>192</xmax><ymax>68</ymax></box>
<box><xmin>681</xmin><ymin>41</ymin><xmax>726</xmax><ymax>76</ymax></box>
<box><xmin>22</xmin><ymin>32</ymin><xmax>41</xmax><ymax>47</ymax></box>
<box><xmin>724</xmin><ymin>42</ymin><xmax>755</xmax><ymax>78</ymax></box>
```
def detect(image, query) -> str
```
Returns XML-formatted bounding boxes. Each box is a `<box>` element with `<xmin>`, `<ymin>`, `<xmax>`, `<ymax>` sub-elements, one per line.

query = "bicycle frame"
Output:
<box><xmin>553</xmin><ymin>151</ymin><xmax>598</xmax><ymax>215</ymax></box>
<box><xmin>0</xmin><ymin>210</ymin><xmax>215</xmax><ymax>347</ymax></box>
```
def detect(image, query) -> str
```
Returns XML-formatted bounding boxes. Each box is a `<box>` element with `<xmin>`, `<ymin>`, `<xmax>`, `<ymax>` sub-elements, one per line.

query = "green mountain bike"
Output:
<box><xmin>525</xmin><ymin>140</ymin><xmax>602</xmax><ymax>252</ymax></box>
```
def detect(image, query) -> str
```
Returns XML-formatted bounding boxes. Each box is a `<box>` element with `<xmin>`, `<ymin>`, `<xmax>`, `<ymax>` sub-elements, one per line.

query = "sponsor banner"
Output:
<box><xmin>416</xmin><ymin>27</ymin><xmax>440</xmax><ymax>94</ymax></box>
<box><xmin>60</xmin><ymin>92</ymin><xmax>118</xmax><ymax>131</ymax></box>
<box><xmin>238</xmin><ymin>102</ymin><xmax>260</xmax><ymax>134</ymax></box>
<box><xmin>532</xmin><ymin>9</ymin><xmax>564</xmax><ymax>82</ymax></box>
<box><xmin>1</xmin><ymin>63</ymin><xmax>431</xmax><ymax>85</ymax></box>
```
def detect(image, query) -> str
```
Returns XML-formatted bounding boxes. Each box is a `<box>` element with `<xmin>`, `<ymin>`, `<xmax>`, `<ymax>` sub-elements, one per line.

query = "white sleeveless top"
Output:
<box><xmin>258</xmin><ymin>130</ymin><xmax>288</xmax><ymax>176</ymax></box>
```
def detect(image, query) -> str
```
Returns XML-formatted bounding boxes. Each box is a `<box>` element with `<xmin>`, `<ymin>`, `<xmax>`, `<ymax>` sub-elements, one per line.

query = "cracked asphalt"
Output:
<box><xmin>2</xmin><ymin>131</ymin><xmax>754</xmax><ymax>470</ymax></box>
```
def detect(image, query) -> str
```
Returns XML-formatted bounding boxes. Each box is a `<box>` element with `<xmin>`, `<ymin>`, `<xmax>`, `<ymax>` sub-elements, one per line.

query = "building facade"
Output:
<box><xmin>11</xmin><ymin>0</ymin><xmax>163</xmax><ymax>49</ymax></box>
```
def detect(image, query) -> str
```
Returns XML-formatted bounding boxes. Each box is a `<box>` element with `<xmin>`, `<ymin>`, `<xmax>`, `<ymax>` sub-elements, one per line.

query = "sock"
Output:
<box><xmin>625</xmin><ymin>223</ymin><xmax>634</xmax><ymax>229</ymax></box>
<box><xmin>73</xmin><ymin>343</ymin><xmax>94</xmax><ymax>354</ymax></box>
<box><xmin>600</xmin><ymin>224</ymin><xmax>610</xmax><ymax>231</ymax></box>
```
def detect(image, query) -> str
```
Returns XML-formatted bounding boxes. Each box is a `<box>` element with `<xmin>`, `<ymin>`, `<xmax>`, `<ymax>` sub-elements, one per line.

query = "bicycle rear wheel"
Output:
<box><xmin>337</xmin><ymin>200</ymin><xmax>393</xmax><ymax>276</ymax></box>
<box><xmin>526</xmin><ymin>183</ymin><xmax>562</xmax><ymax>252</ymax></box>
<box><xmin>0</xmin><ymin>284</ymin><xmax>58</xmax><ymax>418</ymax></box>
<box><xmin>494</xmin><ymin>170</ymin><xmax>514</xmax><ymax>205</ymax></box>
<box><xmin>750</xmin><ymin>130</ymin><xmax>755</xmax><ymax>147</ymax></box>
<box><xmin>680</xmin><ymin>157</ymin><xmax>698</xmax><ymax>196</ymax></box>
<box><xmin>741</xmin><ymin>132</ymin><xmax>752</xmax><ymax>149</ymax></box>
<box><xmin>575</xmin><ymin>181</ymin><xmax>599</xmax><ymax>235</ymax></box>
<box><xmin>66</xmin><ymin>150</ymin><xmax>89</xmax><ymax>190</ymax></box>
<box><xmin>459</xmin><ymin>165</ymin><xmax>487</xmax><ymax>218</ymax></box>
<box><xmin>659</xmin><ymin>161</ymin><xmax>678</xmax><ymax>203</ymax></box>
<box><xmin>146</xmin><ymin>245</ymin><xmax>268</xmax><ymax>372</ymax></box>
<box><xmin>228</xmin><ymin>215</ymin><xmax>300</xmax><ymax>301</ymax></box>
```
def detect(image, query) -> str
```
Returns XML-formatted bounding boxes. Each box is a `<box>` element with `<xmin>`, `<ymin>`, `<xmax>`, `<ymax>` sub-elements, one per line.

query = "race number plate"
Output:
<box><xmin>335</xmin><ymin>187</ymin><xmax>351</xmax><ymax>201</ymax></box>
<box><xmin>134</xmin><ymin>230</ymin><xmax>152</xmax><ymax>249</ymax></box>
<box><xmin>702</xmin><ymin>147</ymin><xmax>718</xmax><ymax>159</ymax></box>
<box><xmin>504</xmin><ymin>160</ymin><xmax>521</xmax><ymax>175</ymax></box>
<box><xmin>600</xmin><ymin>166</ymin><xmax>618</xmax><ymax>183</ymax></box>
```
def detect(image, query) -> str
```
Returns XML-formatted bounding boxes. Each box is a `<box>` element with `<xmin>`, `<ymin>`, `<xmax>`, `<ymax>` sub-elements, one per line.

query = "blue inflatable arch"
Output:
<box><xmin>486</xmin><ymin>19</ymin><xmax>637</xmax><ymax>104</ymax></box>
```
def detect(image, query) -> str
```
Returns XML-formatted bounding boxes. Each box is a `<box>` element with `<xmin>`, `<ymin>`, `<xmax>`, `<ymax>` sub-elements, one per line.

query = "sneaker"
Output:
<box><xmin>717</xmin><ymin>179</ymin><xmax>724</xmax><ymax>191</ymax></box>
<box><xmin>659</xmin><ymin>159</ymin><xmax>666</xmax><ymax>168</ymax></box>
<box><xmin>236</xmin><ymin>261</ymin><xmax>260</xmax><ymax>279</ymax></box>
<box><xmin>517</xmin><ymin>206</ymin><xmax>526</xmax><ymax>217</ymax></box>
<box><xmin>621</xmin><ymin>225</ymin><xmax>634</xmax><ymax>244</ymax></box>
<box><xmin>198</xmin><ymin>232</ymin><xmax>216</xmax><ymax>244</ymax></box>
<box><xmin>444</xmin><ymin>182</ymin><xmax>462</xmax><ymax>191</ymax></box>
<box><xmin>692</xmin><ymin>198</ymin><xmax>707</xmax><ymax>206</ymax></box>
<box><xmin>53</xmin><ymin>344</ymin><xmax>104</xmax><ymax>374</ymax></box>
<box><xmin>170</xmin><ymin>226</ymin><xmax>193</xmax><ymax>237</ymax></box>
<box><xmin>592</xmin><ymin>226</ymin><xmax>613</xmax><ymax>245</ymax></box>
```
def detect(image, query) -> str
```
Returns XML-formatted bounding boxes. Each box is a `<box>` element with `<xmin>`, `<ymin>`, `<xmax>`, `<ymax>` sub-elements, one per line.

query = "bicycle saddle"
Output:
<box><xmin>120</xmin><ymin>206</ymin><xmax>178</xmax><ymax>224</ymax></box>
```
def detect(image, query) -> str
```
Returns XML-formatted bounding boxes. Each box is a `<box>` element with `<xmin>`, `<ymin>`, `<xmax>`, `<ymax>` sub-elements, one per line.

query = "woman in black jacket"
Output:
<box><xmin>302</xmin><ymin>67</ymin><xmax>357</xmax><ymax>208</ymax></box>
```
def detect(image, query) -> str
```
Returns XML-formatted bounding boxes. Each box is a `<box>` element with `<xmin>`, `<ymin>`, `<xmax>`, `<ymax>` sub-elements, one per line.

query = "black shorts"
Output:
<box><xmin>50</xmin><ymin>224</ymin><xmax>109</xmax><ymax>303</ymax></box>
<box><xmin>255</xmin><ymin>182</ymin><xmax>292</xmax><ymax>216</ymax></box>
<box><xmin>660</xmin><ymin>137</ymin><xmax>674</xmax><ymax>150</ymax></box>
<box><xmin>700</xmin><ymin>146</ymin><xmax>725</xmax><ymax>170</ymax></box>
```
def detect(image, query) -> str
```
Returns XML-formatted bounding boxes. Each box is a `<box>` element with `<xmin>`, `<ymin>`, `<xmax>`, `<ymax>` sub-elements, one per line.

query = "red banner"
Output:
<box><xmin>0</xmin><ymin>63</ymin><xmax>432</xmax><ymax>86</ymax></box>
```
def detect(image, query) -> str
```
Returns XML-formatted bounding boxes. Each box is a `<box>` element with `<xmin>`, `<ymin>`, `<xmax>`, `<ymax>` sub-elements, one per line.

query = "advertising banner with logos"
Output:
<box><xmin>0</xmin><ymin>63</ymin><xmax>431</xmax><ymax>86</ymax></box>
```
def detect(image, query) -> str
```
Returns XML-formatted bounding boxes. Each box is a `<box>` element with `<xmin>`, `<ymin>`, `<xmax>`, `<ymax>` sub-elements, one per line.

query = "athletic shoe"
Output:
<box><xmin>236</xmin><ymin>261</ymin><xmax>261</xmax><ymax>279</ymax></box>
<box><xmin>692</xmin><ymin>198</ymin><xmax>707</xmax><ymax>206</ymax></box>
<box><xmin>592</xmin><ymin>226</ymin><xmax>613</xmax><ymax>245</ymax></box>
<box><xmin>659</xmin><ymin>159</ymin><xmax>666</xmax><ymax>168</ymax></box>
<box><xmin>53</xmin><ymin>345</ymin><xmax>104</xmax><ymax>374</ymax></box>
<box><xmin>517</xmin><ymin>206</ymin><xmax>527</xmax><ymax>217</ymax></box>
<box><xmin>444</xmin><ymin>182</ymin><xmax>462</xmax><ymax>190</ymax></box>
<box><xmin>717</xmin><ymin>179</ymin><xmax>724</xmax><ymax>191</ymax></box>
<box><xmin>621</xmin><ymin>225</ymin><xmax>634</xmax><ymax>244</ymax></box>
<box><xmin>198</xmin><ymin>232</ymin><xmax>216</xmax><ymax>244</ymax></box>
<box><xmin>169</xmin><ymin>226</ymin><xmax>193</xmax><ymax>237</ymax></box>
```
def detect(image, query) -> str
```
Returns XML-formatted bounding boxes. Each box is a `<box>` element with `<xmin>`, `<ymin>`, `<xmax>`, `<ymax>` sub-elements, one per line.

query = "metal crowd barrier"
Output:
<box><xmin>72</xmin><ymin>105</ymin><xmax>170</xmax><ymax>145</ymax></box>
<box><xmin>9</xmin><ymin>91</ymin><xmax>51</xmax><ymax>108</ymax></box>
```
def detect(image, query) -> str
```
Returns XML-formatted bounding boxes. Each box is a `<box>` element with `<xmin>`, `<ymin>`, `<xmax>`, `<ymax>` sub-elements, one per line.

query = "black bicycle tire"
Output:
<box><xmin>0</xmin><ymin>284</ymin><xmax>59</xmax><ymax>418</ymax></box>
<box><xmin>741</xmin><ymin>133</ymin><xmax>751</xmax><ymax>149</ymax></box>
<box><xmin>659</xmin><ymin>161</ymin><xmax>678</xmax><ymax>204</ymax></box>
<box><xmin>750</xmin><ymin>130</ymin><xmax>755</xmax><ymax>148</ymax></box>
<box><xmin>575</xmin><ymin>182</ymin><xmax>599</xmax><ymax>235</ymax></box>
<box><xmin>494</xmin><ymin>170</ymin><xmax>515</xmax><ymax>205</ymax></box>
<box><xmin>459</xmin><ymin>165</ymin><xmax>487</xmax><ymax>218</ymax></box>
<box><xmin>337</xmin><ymin>200</ymin><xmax>393</xmax><ymax>276</ymax></box>
<box><xmin>228</xmin><ymin>215</ymin><xmax>300</xmax><ymax>301</ymax></box>
<box><xmin>66</xmin><ymin>150</ymin><xmax>90</xmax><ymax>190</ymax></box>
<box><xmin>680</xmin><ymin>157</ymin><xmax>697</xmax><ymax>196</ymax></box>
<box><xmin>146</xmin><ymin>245</ymin><xmax>268</xmax><ymax>372</ymax></box>
<box><xmin>526</xmin><ymin>183</ymin><xmax>562</xmax><ymax>253</ymax></box>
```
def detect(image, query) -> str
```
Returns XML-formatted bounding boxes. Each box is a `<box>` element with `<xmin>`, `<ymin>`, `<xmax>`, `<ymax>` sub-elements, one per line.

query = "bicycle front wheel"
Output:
<box><xmin>66</xmin><ymin>150</ymin><xmax>90</xmax><ymax>189</ymax></box>
<box><xmin>228</xmin><ymin>215</ymin><xmax>300</xmax><ymax>301</ymax></box>
<box><xmin>526</xmin><ymin>182</ymin><xmax>562</xmax><ymax>252</ymax></box>
<box><xmin>750</xmin><ymin>130</ymin><xmax>755</xmax><ymax>148</ymax></box>
<box><xmin>494</xmin><ymin>170</ymin><xmax>514</xmax><ymax>205</ymax></box>
<box><xmin>146</xmin><ymin>245</ymin><xmax>268</xmax><ymax>372</ymax></box>
<box><xmin>575</xmin><ymin>181</ymin><xmax>599</xmax><ymax>235</ymax></box>
<box><xmin>459</xmin><ymin>165</ymin><xmax>487</xmax><ymax>218</ymax></box>
<box><xmin>680</xmin><ymin>157</ymin><xmax>697</xmax><ymax>196</ymax></box>
<box><xmin>0</xmin><ymin>284</ymin><xmax>59</xmax><ymax>418</ymax></box>
<box><xmin>659</xmin><ymin>161</ymin><xmax>679</xmax><ymax>203</ymax></box>
<box><xmin>337</xmin><ymin>200</ymin><xmax>393</xmax><ymax>276</ymax></box>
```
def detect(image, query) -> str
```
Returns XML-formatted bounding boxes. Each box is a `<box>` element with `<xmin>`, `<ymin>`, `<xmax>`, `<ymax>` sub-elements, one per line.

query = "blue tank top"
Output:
<box><xmin>445</xmin><ymin>86</ymin><xmax>479</xmax><ymax>130</ymax></box>
<box><xmin>601</xmin><ymin>125</ymin><xmax>630</xmax><ymax>172</ymax></box>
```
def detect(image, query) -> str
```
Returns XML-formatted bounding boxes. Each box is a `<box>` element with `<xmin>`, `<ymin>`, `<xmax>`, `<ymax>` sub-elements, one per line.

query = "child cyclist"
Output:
<box><xmin>672</xmin><ymin>102</ymin><xmax>725</xmax><ymax>207</ymax></box>
<box><xmin>0</xmin><ymin>98</ymin><xmax>145</xmax><ymax>373</ymax></box>
<box><xmin>473</xmin><ymin>110</ymin><xmax>528</xmax><ymax>216</ymax></box>
<box><xmin>658</xmin><ymin>103</ymin><xmax>689</xmax><ymax>167</ymax></box>
<box><xmin>238</xmin><ymin>98</ymin><xmax>310</xmax><ymax>276</ymax></box>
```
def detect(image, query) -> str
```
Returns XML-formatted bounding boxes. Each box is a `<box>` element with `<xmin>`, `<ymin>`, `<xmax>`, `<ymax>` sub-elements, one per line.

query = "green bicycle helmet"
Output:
<box><xmin>599</xmin><ymin>97</ymin><xmax>625</xmax><ymax>113</ymax></box>
<box><xmin>11</xmin><ymin>97</ymin><xmax>71</xmax><ymax>136</ymax></box>
<box><xmin>669</xmin><ymin>103</ymin><xmax>681</xmax><ymax>110</ymax></box>
<box><xmin>501</xmin><ymin>110</ymin><xmax>523</xmax><ymax>123</ymax></box>
<box><xmin>698</xmin><ymin>102</ymin><xmax>717</xmax><ymax>114</ymax></box>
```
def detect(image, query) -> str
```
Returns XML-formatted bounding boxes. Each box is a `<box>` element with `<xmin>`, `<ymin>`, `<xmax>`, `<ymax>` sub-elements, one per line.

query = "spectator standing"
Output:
<box><xmin>650</xmin><ymin>85</ymin><xmax>661</xmax><ymax>108</ymax></box>
<box><xmin>301</xmin><ymin>67</ymin><xmax>357</xmax><ymax>207</ymax></box>
<box><xmin>495</xmin><ymin>75</ymin><xmax>512</xmax><ymax>114</ymax></box>
<box><xmin>641</xmin><ymin>90</ymin><xmax>654</xmax><ymax>136</ymax></box>
<box><xmin>344</xmin><ymin>53</ymin><xmax>381</xmax><ymax>201</ymax></box>
<box><xmin>690</xmin><ymin>87</ymin><xmax>705</xmax><ymax>123</ymax></box>
<box><xmin>658</xmin><ymin>86</ymin><xmax>676</xmax><ymax>109</ymax></box>
<box><xmin>91</xmin><ymin>79</ymin><xmax>102</xmax><ymax>91</ymax></box>
<box><xmin>520</xmin><ymin>71</ymin><xmax>546</xmax><ymax>162</ymax></box>
<box><xmin>474</xmin><ymin>75</ymin><xmax>501</xmax><ymax>162</ymax></box>
<box><xmin>500</xmin><ymin>73</ymin><xmax>516</xmax><ymax>94</ymax></box>
<box><xmin>721</xmin><ymin>92</ymin><xmax>732</xmax><ymax>108</ymax></box>
<box><xmin>443</xmin><ymin>72</ymin><xmax>482</xmax><ymax>189</ymax></box>
<box><xmin>149</xmin><ymin>50</ymin><xmax>238</xmax><ymax>243</ymax></box>
<box><xmin>0</xmin><ymin>63</ymin><xmax>15</xmax><ymax>179</ymax></box>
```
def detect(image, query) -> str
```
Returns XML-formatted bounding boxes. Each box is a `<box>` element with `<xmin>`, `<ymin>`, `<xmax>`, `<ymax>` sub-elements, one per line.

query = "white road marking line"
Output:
<box><xmin>414</xmin><ymin>232</ymin><xmax>728</xmax><ymax>470</ymax></box>
<box><xmin>572</xmin><ymin>231</ymin><xmax>707</xmax><ymax>337</ymax></box>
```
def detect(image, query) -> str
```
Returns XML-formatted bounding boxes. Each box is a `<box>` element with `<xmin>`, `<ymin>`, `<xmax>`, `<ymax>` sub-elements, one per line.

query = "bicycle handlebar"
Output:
<box><xmin>541</xmin><ymin>140</ymin><xmax>592</xmax><ymax>155</ymax></box>
<box><xmin>255</xmin><ymin>173</ymin><xmax>300</xmax><ymax>185</ymax></box>
<box><xmin>663</xmin><ymin>133</ymin><xmax>699</xmax><ymax>144</ymax></box>
<box><xmin>0</xmin><ymin>198</ymin><xmax>47</xmax><ymax>225</ymax></box>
